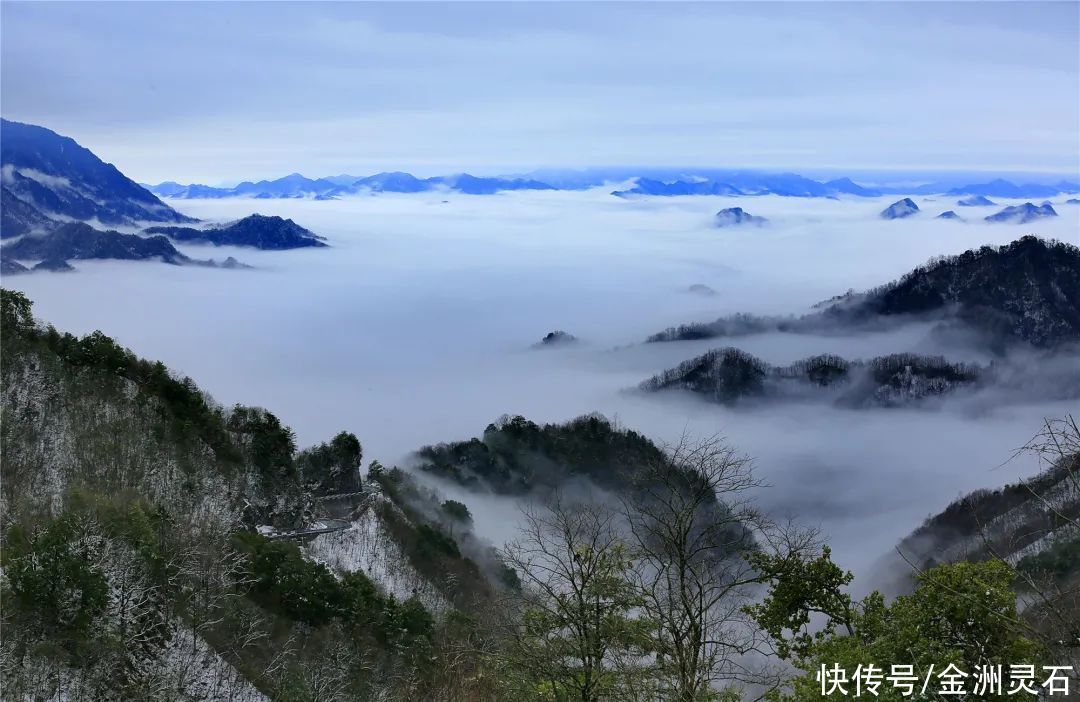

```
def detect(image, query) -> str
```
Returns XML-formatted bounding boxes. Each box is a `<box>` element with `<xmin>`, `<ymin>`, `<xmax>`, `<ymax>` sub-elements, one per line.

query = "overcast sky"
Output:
<box><xmin>2</xmin><ymin>1</ymin><xmax>1078</xmax><ymax>184</ymax></box>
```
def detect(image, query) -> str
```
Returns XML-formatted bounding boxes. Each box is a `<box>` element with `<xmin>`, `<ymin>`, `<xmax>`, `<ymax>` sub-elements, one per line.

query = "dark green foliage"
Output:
<box><xmin>228</xmin><ymin>405</ymin><xmax>298</xmax><ymax>481</ymax></box>
<box><xmin>2</xmin><ymin>289</ymin><xmax>241</xmax><ymax>464</ymax></box>
<box><xmin>369</xmin><ymin>467</ymin><xmax>496</xmax><ymax>605</ymax></box>
<box><xmin>748</xmin><ymin>550</ymin><xmax>1044</xmax><ymax>701</ymax></box>
<box><xmin>66</xmin><ymin>490</ymin><xmax>177</xmax><ymax>587</ymax></box>
<box><xmin>415</xmin><ymin>413</ymin><xmax>667</xmax><ymax>495</ymax></box>
<box><xmin>233</xmin><ymin>531</ymin><xmax>435</xmax><ymax>645</ymax></box>
<box><xmin>1</xmin><ymin>288</ymin><xmax>33</xmax><ymax>332</ymax></box>
<box><xmin>339</xmin><ymin>571</ymin><xmax>434</xmax><ymax>646</ymax></box>
<box><xmin>440</xmin><ymin>499</ymin><xmax>473</xmax><ymax>538</ymax></box>
<box><xmin>3</xmin><ymin>515</ymin><xmax>109</xmax><ymax>647</ymax></box>
<box><xmin>1017</xmin><ymin>536</ymin><xmax>1080</xmax><ymax>581</ymax></box>
<box><xmin>296</xmin><ymin>430</ymin><xmax>363</xmax><ymax>494</ymax></box>
<box><xmin>1</xmin><ymin>490</ymin><xmax>179</xmax><ymax>678</ymax></box>
<box><xmin>394</xmin><ymin>596</ymin><xmax>436</xmax><ymax>642</ymax></box>
<box><xmin>234</xmin><ymin>532</ymin><xmax>343</xmax><ymax>626</ymax></box>
<box><xmin>441</xmin><ymin>499</ymin><xmax>472</xmax><ymax>524</ymax></box>
<box><xmin>416</xmin><ymin>523</ymin><xmax>461</xmax><ymax>559</ymax></box>
<box><xmin>498</xmin><ymin>563</ymin><xmax>522</xmax><ymax>591</ymax></box>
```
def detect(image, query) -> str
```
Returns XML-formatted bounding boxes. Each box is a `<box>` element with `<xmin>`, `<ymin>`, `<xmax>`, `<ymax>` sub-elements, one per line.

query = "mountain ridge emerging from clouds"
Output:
<box><xmin>0</xmin><ymin>221</ymin><xmax>248</xmax><ymax>271</ymax></box>
<box><xmin>639</xmin><ymin>348</ymin><xmax>987</xmax><ymax>408</ymax></box>
<box><xmin>147</xmin><ymin>170</ymin><xmax>1080</xmax><ymax>201</ymax></box>
<box><xmin>1</xmin><ymin>119</ymin><xmax>194</xmax><ymax>228</ymax></box>
<box><xmin>0</xmin><ymin>119</ymin><xmax>324</xmax><ymax>270</ymax></box>
<box><xmin>647</xmin><ymin>236</ymin><xmax>1080</xmax><ymax>349</ymax></box>
<box><xmin>144</xmin><ymin>214</ymin><xmax>327</xmax><ymax>250</ymax></box>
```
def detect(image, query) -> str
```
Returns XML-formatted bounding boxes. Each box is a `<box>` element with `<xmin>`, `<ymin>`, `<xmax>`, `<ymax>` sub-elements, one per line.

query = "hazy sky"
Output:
<box><xmin>3</xmin><ymin>1</ymin><xmax>1078</xmax><ymax>183</ymax></box>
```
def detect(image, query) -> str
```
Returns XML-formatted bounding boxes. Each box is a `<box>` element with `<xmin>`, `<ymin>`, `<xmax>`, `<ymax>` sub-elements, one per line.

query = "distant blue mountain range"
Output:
<box><xmin>148</xmin><ymin>172</ymin><xmax>560</xmax><ymax>200</ymax></box>
<box><xmin>148</xmin><ymin>169</ymin><xmax>1080</xmax><ymax>201</ymax></box>
<box><xmin>945</xmin><ymin>178</ymin><xmax>1072</xmax><ymax>199</ymax></box>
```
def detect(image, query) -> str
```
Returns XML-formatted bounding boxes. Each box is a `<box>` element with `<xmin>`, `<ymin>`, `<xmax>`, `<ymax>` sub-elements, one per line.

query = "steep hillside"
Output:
<box><xmin>0</xmin><ymin>121</ymin><xmax>325</xmax><ymax>269</ymax></box>
<box><xmin>827</xmin><ymin>236</ymin><xmax>1080</xmax><ymax>347</ymax></box>
<box><xmin>3</xmin><ymin>221</ymin><xmax>189</xmax><ymax>264</ymax></box>
<box><xmin>0</xmin><ymin>185</ymin><xmax>54</xmax><ymax>238</ymax></box>
<box><xmin>649</xmin><ymin>236</ymin><xmax>1080</xmax><ymax>349</ymax></box>
<box><xmin>0</xmin><ymin>119</ymin><xmax>193</xmax><ymax>228</ymax></box>
<box><xmin>896</xmin><ymin>417</ymin><xmax>1080</xmax><ymax>575</ymax></box>
<box><xmin>0</xmin><ymin>290</ymin><xmax>502</xmax><ymax>701</ymax></box>
<box><xmin>888</xmin><ymin>417</ymin><xmax>1080</xmax><ymax>655</ymax></box>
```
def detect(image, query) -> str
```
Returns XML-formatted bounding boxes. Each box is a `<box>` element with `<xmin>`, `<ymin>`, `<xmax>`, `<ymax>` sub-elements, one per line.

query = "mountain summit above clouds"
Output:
<box><xmin>880</xmin><ymin>198</ymin><xmax>919</xmax><ymax>219</ymax></box>
<box><xmin>714</xmin><ymin>207</ymin><xmax>768</xmax><ymax>227</ymax></box>
<box><xmin>647</xmin><ymin>236</ymin><xmax>1080</xmax><ymax>349</ymax></box>
<box><xmin>0</xmin><ymin>119</ymin><xmax>193</xmax><ymax>232</ymax></box>
<box><xmin>984</xmin><ymin>202</ymin><xmax>1058</xmax><ymax>224</ymax></box>
<box><xmin>0</xmin><ymin>120</ymin><xmax>327</xmax><ymax>271</ymax></box>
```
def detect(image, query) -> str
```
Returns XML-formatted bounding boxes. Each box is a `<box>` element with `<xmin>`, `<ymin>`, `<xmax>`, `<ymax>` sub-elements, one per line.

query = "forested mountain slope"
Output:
<box><xmin>886</xmin><ymin>417</ymin><xmax>1080</xmax><ymax>662</ymax></box>
<box><xmin>649</xmin><ymin>236</ymin><xmax>1080</xmax><ymax>349</ymax></box>
<box><xmin>0</xmin><ymin>290</ymin><xmax>504</xmax><ymax>701</ymax></box>
<box><xmin>896</xmin><ymin>416</ymin><xmax>1080</xmax><ymax>576</ymax></box>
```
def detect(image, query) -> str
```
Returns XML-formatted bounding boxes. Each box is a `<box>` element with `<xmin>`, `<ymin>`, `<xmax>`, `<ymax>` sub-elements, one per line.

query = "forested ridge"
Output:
<box><xmin>649</xmin><ymin>236</ymin><xmax>1080</xmax><ymax>349</ymax></box>
<box><xmin>639</xmin><ymin>348</ymin><xmax>985</xmax><ymax>407</ymax></box>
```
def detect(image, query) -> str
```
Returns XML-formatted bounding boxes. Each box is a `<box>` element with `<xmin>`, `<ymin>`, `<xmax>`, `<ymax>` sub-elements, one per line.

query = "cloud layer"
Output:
<box><xmin>6</xmin><ymin>189</ymin><xmax>1078</xmax><ymax>574</ymax></box>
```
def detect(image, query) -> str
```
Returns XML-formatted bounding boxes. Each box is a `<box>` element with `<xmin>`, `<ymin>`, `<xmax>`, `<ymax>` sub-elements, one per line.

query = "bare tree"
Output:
<box><xmin>500</xmin><ymin>493</ymin><xmax>646</xmax><ymax>702</ymax></box>
<box><xmin>621</xmin><ymin>434</ymin><xmax>783</xmax><ymax>702</ymax></box>
<box><xmin>902</xmin><ymin>415</ymin><xmax>1080</xmax><ymax>677</ymax></box>
<box><xmin>1008</xmin><ymin>415</ymin><xmax>1080</xmax><ymax>671</ymax></box>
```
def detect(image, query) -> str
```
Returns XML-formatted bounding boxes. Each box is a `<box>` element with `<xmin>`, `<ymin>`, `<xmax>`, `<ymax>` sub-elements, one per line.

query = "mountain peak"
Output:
<box><xmin>880</xmin><ymin>198</ymin><xmax>919</xmax><ymax>219</ymax></box>
<box><xmin>984</xmin><ymin>201</ymin><xmax>1058</xmax><ymax>224</ymax></box>
<box><xmin>714</xmin><ymin>207</ymin><xmax>768</xmax><ymax>227</ymax></box>
<box><xmin>0</xmin><ymin>119</ymin><xmax>194</xmax><ymax>233</ymax></box>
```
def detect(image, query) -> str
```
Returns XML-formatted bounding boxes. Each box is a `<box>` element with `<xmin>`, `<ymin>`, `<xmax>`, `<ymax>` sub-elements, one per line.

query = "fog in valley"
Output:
<box><xmin>7</xmin><ymin>188</ymin><xmax>1079</xmax><ymax>576</ymax></box>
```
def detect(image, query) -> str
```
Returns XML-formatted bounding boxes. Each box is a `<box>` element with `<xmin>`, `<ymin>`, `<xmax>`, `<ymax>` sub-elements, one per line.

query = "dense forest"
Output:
<box><xmin>2</xmin><ymin>289</ymin><xmax>1077</xmax><ymax>700</ymax></box>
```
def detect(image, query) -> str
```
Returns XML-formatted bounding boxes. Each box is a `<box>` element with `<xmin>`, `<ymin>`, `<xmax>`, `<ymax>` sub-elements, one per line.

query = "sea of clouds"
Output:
<box><xmin>7</xmin><ymin>188</ymin><xmax>1079</xmax><ymax>577</ymax></box>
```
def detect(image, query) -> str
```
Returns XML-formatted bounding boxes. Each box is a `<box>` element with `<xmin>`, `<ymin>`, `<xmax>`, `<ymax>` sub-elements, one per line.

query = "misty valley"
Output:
<box><xmin>3</xmin><ymin>70</ymin><xmax>1080</xmax><ymax>702</ymax></box>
